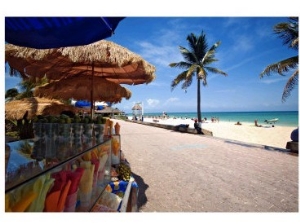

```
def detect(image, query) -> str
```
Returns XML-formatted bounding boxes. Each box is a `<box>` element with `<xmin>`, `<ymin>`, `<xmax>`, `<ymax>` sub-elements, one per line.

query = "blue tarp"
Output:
<box><xmin>75</xmin><ymin>101</ymin><xmax>105</xmax><ymax>110</ymax></box>
<box><xmin>5</xmin><ymin>17</ymin><xmax>125</xmax><ymax>49</ymax></box>
<box><xmin>75</xmin><ymin>100</ymin><xmax>91</xmax><ymax>108</ymax></box>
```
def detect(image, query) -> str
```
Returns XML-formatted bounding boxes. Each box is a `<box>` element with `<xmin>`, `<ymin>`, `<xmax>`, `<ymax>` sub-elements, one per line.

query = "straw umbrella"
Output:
<box><xmin>5</xmin><ymin>40</ymin><xmax>156</xmax><ymax>116</ymax></box>
<box><xmin>5</xmin><ymin>40</ymin><xmax>156</xmax><ymax>83</ymax></box>
<box><xmin>5</xmin><ymin>97</ymin><xmax>80</xmax><ymax>120</ymax></box>
<box><xmin>34</xmin><ymin>76</ymin><xmax>132</xmax><ymax>104</ymax></box>
<box><xmin>95</xmin><ymin>107</ymin><xmax>123</xmax><ymax>117</ymax></box>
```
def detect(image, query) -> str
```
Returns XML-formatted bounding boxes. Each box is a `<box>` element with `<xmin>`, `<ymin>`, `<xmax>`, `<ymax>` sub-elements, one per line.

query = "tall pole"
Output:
<box><xmin>91</xmin><ymin>62</ymin><xmax>94</xmax><ymax>119</ymax></box>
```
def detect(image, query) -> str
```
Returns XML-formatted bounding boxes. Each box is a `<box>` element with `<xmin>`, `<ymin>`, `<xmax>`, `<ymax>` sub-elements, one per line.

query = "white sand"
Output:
<box><xmin>130</xmin><ymin>116</ymin><xmax>297</xmax><ymax>149</ymax></box>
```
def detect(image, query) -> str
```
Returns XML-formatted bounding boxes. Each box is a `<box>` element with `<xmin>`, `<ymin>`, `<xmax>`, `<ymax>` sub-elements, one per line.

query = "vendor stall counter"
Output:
<box><xmin>5</xmin><ymin>133</ymin><xmax>138</xmax><ymax>212</ymax></box>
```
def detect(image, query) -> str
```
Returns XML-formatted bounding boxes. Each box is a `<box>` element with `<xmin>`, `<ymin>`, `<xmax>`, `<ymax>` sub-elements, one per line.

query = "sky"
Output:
<box><xmin>4</xmin><ymin>16</ymin><xmax>299</xmax><ymax>115</ymax></box>
<box><xmin>106</xmin><ymin>17</ymin><xmax>299</xmax><ymax>114</ymax></box>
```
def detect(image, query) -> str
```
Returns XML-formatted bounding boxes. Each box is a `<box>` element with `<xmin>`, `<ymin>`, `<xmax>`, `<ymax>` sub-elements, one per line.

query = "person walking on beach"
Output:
<box><xmin>194</xmin><ymin>119</ymin><xmax>201</xmax><ymax>134</ymax></box>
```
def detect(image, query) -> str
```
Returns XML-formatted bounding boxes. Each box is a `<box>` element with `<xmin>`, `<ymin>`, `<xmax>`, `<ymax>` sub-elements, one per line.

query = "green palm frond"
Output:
<box><xmin>171</xmin><ymin>70</ymin><xmax>189</xmax><ymax>91</ymax></box>
<box><xmin>186</xmin><ymin>33</ymin><xmax>198</xmax><ymax>51</ymax></box>
<box><xmin>182</xmin><ymin>74</ymin><xmax>193</xmax><ymax>91</ymax></box>
<box><xmin>195</xmin><ymin>34</ymin><xmax>208</xmax><ymax>61</ymax></box>
<box><xmin>202</xmin><ymin>50</ymin><xmax>219</xmax><ymax>64</ymax></box>
<box><xmin>282</xmin><ymin>69</ymin><xmax>298</xmax><ymax>102</ymax></box>
<box><xmin>179</xmin><ymin>46</ymin><xmax>190</xmax><ymax>54</ymax></box>
<box><xmin>260</xmin><ymin>17</ymin><xmax>298</xmax><ymax>103</ymax></box>
<box><xmin>198</xmin><ymin>68</ymin><xmax>208</xmax><ymax>85</ymax></box>
<box><xmin>187</xmin><ymin>32</ymin><xmax>208</xmax><ymax>62</ymax></box>
<box><xmin>206</xmin><ymin>41</ymin><xmax>221</xmax><ymax>56</ymax></box>
<box><xmin>201</xmin><ymin>41</ymin><xmax>221</xmax><ymax>66</ymax></box>
<box><xmin>5</xmin><ymin>88</ymin><xmax>19</xmax><ymax>101</ymax></box>
<box><xmin>186</xmin><ymin>64</ymin><xmax>198</xmax><ymax>79</ymax></box>
<box><xmin>205</xmin><ymin>67</ymin><xmax>228</xmax><ymax>76</ymax></box>
<box><xmin>179</xmin><ymin>46</ymin><xmax>196</xmax><ymax>63</ymax></box>
<box><xmin>292</xmin><ymin>37</ymin><xmax>298</xmax><ymax>47</ymax></box>
<box><xmin>260</xmin><ymin>56</ymin><xmax>298</xmax><ymax>77</ymax></box>
<box><xmin>169</xmin><ymin>61</ymin><xmax>192</xmax><ymax>69</ymax></box>
<box><xmin>274</xmin><ymin>17</ymin><xmax>298</xmax><ymax>50</ymax></box>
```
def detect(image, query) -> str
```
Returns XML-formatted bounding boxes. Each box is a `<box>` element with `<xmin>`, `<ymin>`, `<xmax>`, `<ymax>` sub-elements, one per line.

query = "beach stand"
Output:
<box><xmin>132</xmin><ymin>103</ymin><xmax>143</xmax><ymax>121</ymax></box>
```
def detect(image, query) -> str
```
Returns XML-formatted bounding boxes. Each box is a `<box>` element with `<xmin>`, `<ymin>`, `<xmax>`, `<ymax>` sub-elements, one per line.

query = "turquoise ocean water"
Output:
<box><xmin>129</xmin><ymin>111</ymin><xmax>299</xmax><ymax>127</ymax></box>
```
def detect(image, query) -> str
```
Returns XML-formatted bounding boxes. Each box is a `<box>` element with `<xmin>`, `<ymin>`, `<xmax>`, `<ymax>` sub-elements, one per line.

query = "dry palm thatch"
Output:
<box><xmin>95</xmin><ymin>106</ymin><xmax>122</xmax><ymax>114</ymax></box>
<box><xmin>5</xmin><ymin>40</ymin><xmax>156</xmax><ymax>85</ymax></box>
<box><xmin>5</xmin><ymin>97</ymin><xmax>79</xmax><ymax>120</ymax></box>
<box><xmin>132</xmin><ymin>104</ymin><xmax>142</xmax><ymax>110</ymax></box>
<box><xmin>34</xmin><ymin>76</ymin><xmax>132</xmax><ymax>103</ymax></box>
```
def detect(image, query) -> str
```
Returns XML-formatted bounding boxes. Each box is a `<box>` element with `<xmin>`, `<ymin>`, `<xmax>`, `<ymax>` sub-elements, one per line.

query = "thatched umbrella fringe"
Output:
<box><xmin>6</xmin><ymin>40</ymin><xmax>156</xmax><ymax>89</ymax></box>
<box><xmin>7</xmin><ymin>41</ymin><xmax>155</xmax><ymax>72</ymax></box>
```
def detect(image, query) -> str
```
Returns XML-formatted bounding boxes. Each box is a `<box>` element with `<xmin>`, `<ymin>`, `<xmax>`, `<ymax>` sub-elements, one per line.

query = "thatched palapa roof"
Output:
<box><xmin>5</xmin><ymin>40</ymin><xmax>156</xmax><ymax>85</ymax></box>
<box><xmin>95</xmin><ymin>107</ymin><xmax>122</xmax><ymax>114</ymax></box>
<box><xmin>34</xmin><ymin>76</ymin><xmax>132</xmax><ymax>103</ymax></box>
<box><xmin>5</xmin><ymin>97</ymin><xmax>80</xmax><ymax>120</ymax></box>
<box><xmin>132</xmin><ymin>104</ymin><xmax>142</xmax><ymax>110</ymax></box>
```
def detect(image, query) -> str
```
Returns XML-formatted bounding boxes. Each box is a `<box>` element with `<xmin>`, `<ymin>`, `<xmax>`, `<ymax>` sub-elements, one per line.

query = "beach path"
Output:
<box><xmin>113</xmin><ymin>119</ymin><xmax>298</xmax><ymax>212</ymax></box>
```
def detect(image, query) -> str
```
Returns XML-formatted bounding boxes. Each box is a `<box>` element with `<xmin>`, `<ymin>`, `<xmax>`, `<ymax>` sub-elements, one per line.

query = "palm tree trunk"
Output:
<box><xmin>197</xmin><ymin>78</ymin><xmax>203</xmax><ymax>134</ymax></box>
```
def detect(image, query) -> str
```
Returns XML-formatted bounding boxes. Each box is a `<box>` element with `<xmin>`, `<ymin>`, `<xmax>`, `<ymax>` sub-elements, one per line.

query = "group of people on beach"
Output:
<box><xmin>210</xmin><ymin>117</ymin><xmax>219</xmax><ymax>123</ymax></box>
<box><xmin>142</xmin><ymin>115</ymin><xmax>220</xmax><ymax>123</ymax></box>
<box><xmin>192</xmin><ymin>117</ymin><xmax>219</xmax><ymax>123</ymax></box>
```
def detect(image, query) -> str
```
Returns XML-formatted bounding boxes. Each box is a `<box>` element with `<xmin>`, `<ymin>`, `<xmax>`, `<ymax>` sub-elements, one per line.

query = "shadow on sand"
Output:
<box><xmin>131</xmin><ymin>172</ymin><xmax>149</xmax><ymax>211</ymax></box>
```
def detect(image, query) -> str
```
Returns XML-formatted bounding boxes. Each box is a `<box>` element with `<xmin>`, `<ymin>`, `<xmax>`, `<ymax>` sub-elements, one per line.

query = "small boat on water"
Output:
<box><xmin>264</xmin><ymin>118</ymin><xmax>279</xmax><ymax>124</ymax></box>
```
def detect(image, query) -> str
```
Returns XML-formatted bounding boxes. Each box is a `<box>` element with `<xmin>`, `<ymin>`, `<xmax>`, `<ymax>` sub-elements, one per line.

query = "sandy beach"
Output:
<box><xmin>129</xmin><ymin>116</ymin><xmax>297</xmax><ymax>149</ymax></box>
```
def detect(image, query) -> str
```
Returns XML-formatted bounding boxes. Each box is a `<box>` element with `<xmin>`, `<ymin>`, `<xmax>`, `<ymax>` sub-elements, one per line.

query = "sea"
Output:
<box><xmin>128</xmin><ymin>111</ymin><xmax>299</xmax><ymax>127</ymax></box>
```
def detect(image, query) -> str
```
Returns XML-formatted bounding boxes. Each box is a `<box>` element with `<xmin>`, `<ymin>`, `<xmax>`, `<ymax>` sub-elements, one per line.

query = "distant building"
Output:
<box><xmin>95</xmin><ymin>107</ymin><xmax>122</xmax><ymax>117</ymax></box>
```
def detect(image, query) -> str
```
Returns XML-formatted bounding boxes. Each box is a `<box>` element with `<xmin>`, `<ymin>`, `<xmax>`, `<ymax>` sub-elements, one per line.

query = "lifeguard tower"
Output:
<box><xmin>132</xmin><ymin>102</ymin><xmax>143</xmax><ymax>121</ymax></box>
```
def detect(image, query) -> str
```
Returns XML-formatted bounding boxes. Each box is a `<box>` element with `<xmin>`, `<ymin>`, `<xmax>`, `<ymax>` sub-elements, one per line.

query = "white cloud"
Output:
<box><xmin>137</xmin><ymin>41</ymin><xmax>182</xmax><ymax>68</ymax></box>
<box><xmin>222</xmin><ymin>17</ymin><xmax>243</xmax><ymax>28</ymax></box>
<box><xmin>222</xmin><ymin>47</ymin><xmax>279</xmax><ymax>73</ymax></box>
<box><xmin>233</xmin><ymin>35</ymin><xmax>254</xmax><ymax>52</ymax></box>
<box><xmin>215</xmin><ymin>89</ymin><xmax>236</xmax><ymax>93</ymax></box>
<box><xmin>148</xmin><ymin>81</ymin><xmax>164</xmax><ymax>87</ymax></box>
<box><xmin>260</xmin><ymin>77</ymin><xmax>287</xmax><ymax>84</ymax></box>
<box><xmin>147</xmin><ymin>98</ymin><xmax>160</xmax><ymax>107</ymax></box>
<box><xmin>165</xmin><ymin>97</ymin><xmax>179</xmax><ymax>104</ymax></box>
<box><xmin>135</xmin><ymin>20</ymin><xmax>195</xmax><ymax>68</ymax></box>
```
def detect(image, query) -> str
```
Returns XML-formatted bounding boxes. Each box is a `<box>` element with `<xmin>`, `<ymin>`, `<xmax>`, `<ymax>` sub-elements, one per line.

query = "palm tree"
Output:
<box><xmin>5</xmin><ymin>88</ymin><xmax>19</xmax><ymax>102</ymax></box>
<box><xmin>5</xmin><ymin>77</ymin><xmax>48</xmax><ymax>140</ymax></box>
<box><xmin>169</xmin><ymin>32</ymin><xmax>228</xmax><ymax>131</ymax></box>
<box><xmin>17</xmin><ymin>79</ymin><xmax>36</xmax><ymax>99</ymax></box>
<box><xmin>260</xmin><ymin>17</ymin><xmax>298</xmax><ymax>102</ymax></box>
<box><xmin>17</xmin><ymin>77</ymin><xmax>49</xmax><ymax>99</ymax></box>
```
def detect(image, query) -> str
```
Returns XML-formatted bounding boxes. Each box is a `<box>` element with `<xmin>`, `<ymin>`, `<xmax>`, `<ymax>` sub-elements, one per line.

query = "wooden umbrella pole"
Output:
<box><xmin>91</xmin><ymin>62</ymin><xmax>94</xmax><ymax>119</ymax></box>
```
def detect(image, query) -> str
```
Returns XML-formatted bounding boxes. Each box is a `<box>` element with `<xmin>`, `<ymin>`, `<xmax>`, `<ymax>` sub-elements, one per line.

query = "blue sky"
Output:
<box><xmin>104</xmin><ymin>17</ymin><xmax>299</xmax><ymax>113</ymax></box>
<box><xmin>3</xmin><ymin>6</ymin><xmax>299</xmax><ymax>115</ymax></box>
